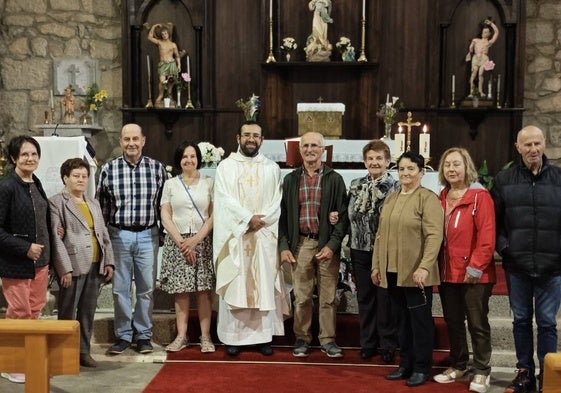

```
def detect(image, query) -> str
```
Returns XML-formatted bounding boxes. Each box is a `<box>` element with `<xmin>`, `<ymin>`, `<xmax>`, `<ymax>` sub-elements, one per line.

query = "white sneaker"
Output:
<box><xmin>1</xmin><ymin>372</ymin><xmax>25</xmax><ymax>383</ymax></box>
<box><xmin>433</xmin><ymin>367</ymin><xmax>467</xmax><ymax>383</ymax></box>
<box><xmin>469</xmin><ymin>374</ymin><xmax>490</xmax><ymax>393</ymax></box>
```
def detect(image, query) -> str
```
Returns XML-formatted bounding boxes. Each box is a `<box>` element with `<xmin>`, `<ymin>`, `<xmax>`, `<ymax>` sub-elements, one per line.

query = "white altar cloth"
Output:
<box><xmin>297</xmin><ymin>103</ymin><xmax>345</xmax><ymax>114</ymax></box>
<box><xmin>34</xmin><ymin>136</ymin><xmax>97</xmax><ymax>198</ymax></box>
<box><xmin>260</xmin><ymin>139</ymin><xmax>370</xmax><ymax>163</ymax></box>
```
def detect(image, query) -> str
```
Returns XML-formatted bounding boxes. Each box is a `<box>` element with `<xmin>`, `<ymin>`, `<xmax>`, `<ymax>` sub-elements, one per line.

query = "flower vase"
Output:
<box><xmin>380</xmin><ymin>123</ymin><xmax>395</xmax><ymax>158</ymax></box>
<box><xmin>176</xmin><ymin>91</ymin><xmax>181</xmax><ymax>108</ymax></box>
<box><xmin>383</xmin><ymin>123</ymin><xmax>392</xmax><ymax>140</ymax></box>
<box><xmin>286</xmin><ymin>53</ymin><xmax>291</xmax><ymax>62</ymax></box>
<box><xmin>81</xmin><ymin>111</ymin><xmax>92</xmax><ymax>125</ymax></box>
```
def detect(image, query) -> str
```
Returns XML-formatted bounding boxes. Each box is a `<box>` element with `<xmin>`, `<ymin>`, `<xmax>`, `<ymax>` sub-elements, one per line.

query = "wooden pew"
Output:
<box><xmin>0</xmin><ymin>319</ymin><xmax>80</xmax><ymax>393</ymax></box>
<box><xmin>543</xmin><ymin>353</ymin><xmax>561</xmax><ymax>393</ymax></box>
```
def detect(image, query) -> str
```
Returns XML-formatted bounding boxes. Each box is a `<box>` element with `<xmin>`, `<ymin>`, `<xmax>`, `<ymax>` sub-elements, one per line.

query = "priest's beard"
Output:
<box><xmin>240</xmin><ymin>143</ymin><xmax>260</xmax><ymax>157</ymax></box>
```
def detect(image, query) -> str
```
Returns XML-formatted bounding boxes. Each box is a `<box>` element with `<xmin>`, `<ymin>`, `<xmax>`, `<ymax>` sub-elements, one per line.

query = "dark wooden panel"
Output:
<box><xmin>120</xmin><ymin>0</ymin><xmax>526</xmax><ymax>175</ymax></box>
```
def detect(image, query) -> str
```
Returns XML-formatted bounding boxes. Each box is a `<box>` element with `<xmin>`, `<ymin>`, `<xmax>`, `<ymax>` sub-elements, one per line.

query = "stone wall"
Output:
<box><xmin>525</xmin><ymin>1</ymin><xmax>561</xmax><ymax>163</ymax></box>
<box><xmin>0</xmin><ymin>0</ymin><xmax>122</xmax><ymax>161</ymax></box>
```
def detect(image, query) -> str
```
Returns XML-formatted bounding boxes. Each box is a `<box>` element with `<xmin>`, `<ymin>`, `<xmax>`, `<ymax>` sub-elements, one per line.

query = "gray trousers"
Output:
<box><xmin>439</xmin><ymin>282</ymin><xmax>493</xmax><ymax>375</ymax></box>
<box><xmin>57</xmin><ymin>263</ymin><xmax>103</xmax><ymax>354</ymax></box>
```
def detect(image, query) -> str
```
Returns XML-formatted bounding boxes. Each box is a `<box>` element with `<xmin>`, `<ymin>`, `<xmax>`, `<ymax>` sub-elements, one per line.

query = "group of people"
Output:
<box><xmin>0</xmin><ymin>123</ymin><xmax>559</xmax><ymax>393</ymax></box>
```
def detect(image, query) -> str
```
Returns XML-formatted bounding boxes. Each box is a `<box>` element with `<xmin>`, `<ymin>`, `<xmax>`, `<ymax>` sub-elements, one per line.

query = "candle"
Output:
<box><xmin>386</xmin><ymin>93</ymin><xmax>390</xmax><ymax>104</ymax></box>
<box><xmin>497</xmin><ymin>74</ymin><xmax>501</xmax><ymax>100</ymax></box>
<box><xmin>452</xmin><ymin>74</ymin><xmax>455</xmax><ymax>95</ymax></box>
<box><xmin>419</xmin><ymin>124</ymin><xmax>430</xmax><ymax>158</ymax></box>
<box><xmin>50</xmin><ymin>90</ymin><xmax>54</xmax><ymax>109</ymax></box>
<box><xmin>488</xmin><ymin>79</ymin><xmax>492</xmax><ymax>98</ymax></box>
<box><xmin>362</xmin><ymin>0</ymin><xmax>365</xmax><ymax>19</ymax></box>
<box><xmin>147</xmin><ymin>55</ymin><xmax>151</xmax><ymax>79</ymax></box>
<box><xmin>395</xmin><ymin>126</ymin><xmax>405</xmax><ymax>156</ymax></box>
<box><xmin>269</xmin><ymin>0</ymin><xmax>273</xmax><ymax>19</ymax></box>
<box><xmin>187</xmin><ymin>55</ymin><xmax>191</xmax><ymax>75</ymax></box>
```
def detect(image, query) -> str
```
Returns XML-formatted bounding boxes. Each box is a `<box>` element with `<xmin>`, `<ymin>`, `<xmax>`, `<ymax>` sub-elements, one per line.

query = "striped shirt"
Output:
<box><xmin>97</xmin><ymin>155</ymin><xmax>165</xmax><ymax>227</ymax></box>
<box><xmin>298</xmin><ymin>165</ymin><xmax>323</xmax><ymax>234</ymax></box>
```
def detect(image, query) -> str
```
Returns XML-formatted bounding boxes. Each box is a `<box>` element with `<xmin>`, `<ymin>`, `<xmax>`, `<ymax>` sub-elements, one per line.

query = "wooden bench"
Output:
<box><xmin>0</xmin><ymin>319</ymin><xmax>80</xmax><ymax>393</ymax></box>
<box><xmin>543</xmin><ymin>353</ymin><xmax>561</xmax><ymax>393</ymax></box>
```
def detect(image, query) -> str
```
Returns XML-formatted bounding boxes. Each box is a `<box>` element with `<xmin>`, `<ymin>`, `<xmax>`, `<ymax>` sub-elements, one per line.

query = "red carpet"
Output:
<box><xmin>144</xmin><ymin>348</ymin><xmax>454</xmax><ymax>393</ymax></box>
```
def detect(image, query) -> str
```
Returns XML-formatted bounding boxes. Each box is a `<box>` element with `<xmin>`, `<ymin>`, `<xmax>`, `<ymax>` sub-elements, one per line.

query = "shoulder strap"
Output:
<box><xmin>178</xmin><ymin>175</ymin><xmax>205</xmax><ymax>223</ymax></box>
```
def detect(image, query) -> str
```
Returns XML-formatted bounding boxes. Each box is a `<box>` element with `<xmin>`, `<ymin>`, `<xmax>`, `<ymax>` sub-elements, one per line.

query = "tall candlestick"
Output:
<box><xmin>50</xmin><ymin>90</ymin><xmax>54</xmax><ymax>109</ymax></box>
<box><xmin>497</xmin><ymin>74</ymin><xmax>501</xmax><ymax>108</ymax></box>
<box><xmin>419</xmin><ymin>124</ymin><xmax>430</xmax><ymax>158</ymax></box>
<box><xmin>395</xmin><ymin>126</ymin><xmax>405</xmax><ymax>158</ymax></box>
<box><xmin>362</xmin><ymin>0</ymin><xmax>365</xmax><ymax>19</ymax></box>
<box><xmin>147</xmin><ymin>55</ymin><xmax>151</xmax><ymax>79</ymax></box>
<box><xmin>269</xmin><ymin>0</ymin><xmax>273</xmax><ymax>19</ymax></box>
<box><xmin>187</xmin><ymin>55</ymin><xmax>190</xmax><ymax>75</ymax></box>
<box><xmin>451</xmin><ymin>74</ymin><xmax>455</xmax><ymax>94</ymax></box>
<box><xmin>487</xmin><ymin>79</ymin><xmax>492</xmax><ymax>99</ymax></box>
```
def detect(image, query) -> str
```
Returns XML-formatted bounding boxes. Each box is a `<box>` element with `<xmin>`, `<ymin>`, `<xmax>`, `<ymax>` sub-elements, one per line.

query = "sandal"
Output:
<box><xmin>165</xmin><ymin>336</ymin><xmax>188</xmax><ymax>352</ymax></box>
<box><xmin>200</xmin><ymin>336</ymin><xmax>215</xmax><ymax>353</ymax></box>
<box><xmin>433</xmin><ymin>367</ymin><xmax>467</xmax><ymax>384</ymax></box>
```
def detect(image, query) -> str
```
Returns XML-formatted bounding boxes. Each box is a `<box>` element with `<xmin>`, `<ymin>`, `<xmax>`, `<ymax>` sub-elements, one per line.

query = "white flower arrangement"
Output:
<box><xmin>281</xmin><ymin>37</ymin><xmax>298</xmax><ymax>52</ymax></box>
<box><xmin>377</xmin><ymin>96</ymin><xmax>405</xmax><ymax>125</ymax></box>
<box><xmin>335</xmin><ymin>36</ymin><xmax>352</xmax><ymax>52</ymax></box>
<box><xmin>165</xmin><ymin>165</ymin><xmax>174</xmax><ymax>179</ymax></box>
<box><xmin>198</xmin><ymin>142</ymin><xmax>225</xmax><ymax>165</ymax></box>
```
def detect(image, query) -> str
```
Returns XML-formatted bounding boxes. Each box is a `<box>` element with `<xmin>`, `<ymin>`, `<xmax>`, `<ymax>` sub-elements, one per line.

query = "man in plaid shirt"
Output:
<box><xmin>97</xmin><ymin>123</ymin><xmax>166</xmax><ymax>355</ymax></box>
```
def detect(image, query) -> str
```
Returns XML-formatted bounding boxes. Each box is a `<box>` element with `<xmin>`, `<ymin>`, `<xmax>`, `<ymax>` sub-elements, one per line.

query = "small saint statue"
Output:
<box><xmin>304</xmin><ymin>0</ymin><xmax>333</xmax><ymax>62</ymax></box>
<box><xmin>62</xmin><ymin>85</ymin><xmax>76</xmax><ymax>124</ymax></box>
<box><xmin>147</xmin><ymin>23</ymin><xmax>185</xmax><ymax>107</ymax></box>
<box><xmin>465</xmin><ymin>18</ymin><xmax>499</xmax><ymax>97</ymax></box>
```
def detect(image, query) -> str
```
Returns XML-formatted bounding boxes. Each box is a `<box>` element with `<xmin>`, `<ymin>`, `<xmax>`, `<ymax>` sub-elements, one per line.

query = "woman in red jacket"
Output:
<box><xmin>433</xmin><ymin>147</ymin><xmax>496</xmax><ymax>393</ymax></box>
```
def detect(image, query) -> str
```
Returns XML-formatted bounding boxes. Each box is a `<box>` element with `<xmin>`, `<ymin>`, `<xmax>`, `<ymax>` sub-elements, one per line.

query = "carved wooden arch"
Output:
<box><xmin>136</xmin><ymin>0</ymin><xmax>196</xmax><ymax>28</ymax></box>
<box><xmin>437</xmin><ymin>0</ymin><xmax>521</xmax><ymax>110</ymax></box>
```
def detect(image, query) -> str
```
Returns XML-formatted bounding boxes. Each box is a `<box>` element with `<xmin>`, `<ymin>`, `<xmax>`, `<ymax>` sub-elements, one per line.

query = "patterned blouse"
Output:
<box><xmin>347</xmin><ymin>172</ymin><xmax>399</xmax><ymax>251</ymax></box>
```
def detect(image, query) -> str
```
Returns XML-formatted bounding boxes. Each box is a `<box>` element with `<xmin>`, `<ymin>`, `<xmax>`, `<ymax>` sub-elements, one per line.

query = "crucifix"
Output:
<box><xmin>397</xmin><ymin>112</ymin><xmax>421</xmax><ymax>152</ymax></box>
<box><xmin>317</xmin><ymin>96</ymin><xmax>323</xmax><ymax>103</ymax></box>
<box><xmin>67</xmin><ymin>64</ymin><xmax>80</xmax><ymax>86</ymax></box>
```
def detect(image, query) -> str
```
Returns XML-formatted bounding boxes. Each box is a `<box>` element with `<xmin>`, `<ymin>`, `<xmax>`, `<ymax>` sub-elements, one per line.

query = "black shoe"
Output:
<box><xmin>406</xmin><ymin>372</ymin><xmax>429</xmax><ymax>387</ymax></box>
<box><xmin>226</xmin><ymin>345</ymin><xmax>240</xmax><ymax>356</ymax></box>
<box><xmin>381</xmin><ymin>349</ymin><xmax>395</xmax><ymax>364</ymax></box>
<box><xmin>360</xmin><ymin>348</ymin><xmax>377</xmax><ymax>360</ymax></box>
<box><xmin>386</xmin><ymin>367</ymin><xmax>412</xmax><ymax>380</ymax></box>
<box><xmin>136</xmin><ymin>339</ymin><xmax>153</xmax><ymax>354</ymax></box>
<box><xmin>259</xmin><ymin>343</ymin><xmax>273</xmax><ymax>356</ymax></box>
<box><xmin>504</xmin><ymin>369</ymin><xmax>536</xmax><ymax>393</ymax></box>
<box><xmin>108</xmin><ymin>339</ymin><xmax>131</xmax><ymax>354</ymax></box>
<box><xmin>79</xmin><ymin>354</ymin><xmax>97</xmax><ymax>368</ymax></box>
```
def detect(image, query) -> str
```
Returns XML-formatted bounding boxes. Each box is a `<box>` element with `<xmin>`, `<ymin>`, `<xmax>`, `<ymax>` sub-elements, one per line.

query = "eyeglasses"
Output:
<box><xmin>240</xmin><ymin>133</ymin><xmax>262</xmax><ymax>140</ymax></box>
<box><xmin>300</xmin><ymin>143</ymin><xmax>323</xmax><ymax>150</ymax></box>
<box><xmin>407</xmin><ymin>287</ymin><xmax>428</xmax><ymax>309</ymax></box>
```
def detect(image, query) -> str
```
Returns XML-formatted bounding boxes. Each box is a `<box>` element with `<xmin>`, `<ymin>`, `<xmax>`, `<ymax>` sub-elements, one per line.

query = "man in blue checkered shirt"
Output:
<box><xmin>97</xmin><ymin>123</ymin><xmax>166</xmax><ymax>355</ymax></box>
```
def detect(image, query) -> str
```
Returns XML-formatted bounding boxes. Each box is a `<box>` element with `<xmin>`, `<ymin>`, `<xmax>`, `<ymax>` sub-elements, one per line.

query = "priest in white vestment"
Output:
<box><xmin>213</xmin><ymin>121</ymin><xmax>288</xmax><ymax>356</ymax></box>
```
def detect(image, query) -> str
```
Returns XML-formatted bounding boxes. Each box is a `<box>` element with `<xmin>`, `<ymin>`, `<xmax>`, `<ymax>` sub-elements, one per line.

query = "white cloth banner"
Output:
<box><xmin>34</xmin><ymin>136</ymin><xmax>97</xmax><ymax>198</ymax></box>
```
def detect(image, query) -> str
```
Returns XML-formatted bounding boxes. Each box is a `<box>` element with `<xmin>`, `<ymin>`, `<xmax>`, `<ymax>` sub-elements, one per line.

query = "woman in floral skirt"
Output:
<box><xmin>160</xmin><ymin>141</ymin><xmax>215</xmax><ymax>353</ymax></box>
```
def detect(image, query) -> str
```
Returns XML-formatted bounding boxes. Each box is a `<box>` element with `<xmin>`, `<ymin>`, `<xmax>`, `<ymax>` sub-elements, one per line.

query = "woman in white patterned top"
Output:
<box><xmin>160</xmin><ymin>141</ymin><xmax>215</xmax><ymax>353</ymax></box>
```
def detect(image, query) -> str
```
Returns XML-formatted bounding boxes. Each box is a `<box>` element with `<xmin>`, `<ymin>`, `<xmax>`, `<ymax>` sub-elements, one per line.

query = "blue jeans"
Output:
<box><xmin>109</xmin><ymin>225</ymin><xmax>159</xmax><ymax>342</ymax></box>
<box><xmin>505</xmin><ymin>271</ymin><xmax>561</xmax><ymax>373</ymax></box>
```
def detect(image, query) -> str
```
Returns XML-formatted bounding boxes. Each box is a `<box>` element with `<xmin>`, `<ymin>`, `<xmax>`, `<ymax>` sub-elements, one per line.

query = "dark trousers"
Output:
<box><xmin>351</xmin><ymin>249</ymin><xmax>398</xmax><ymax>351</ymax></box>
<box><xmin>58</xmin><ymin>264</ymin><xmax>102</xmax><ymax>354</ymax></box>
<box><xmin>387</xmin><ymin>272</ymin><xmax>434</xmax><ymax>374</ymax></box>
<box><xmin>439</xmin><ymin>282</ymin><xmax>493</xmax><ymax>375</ymax></box>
